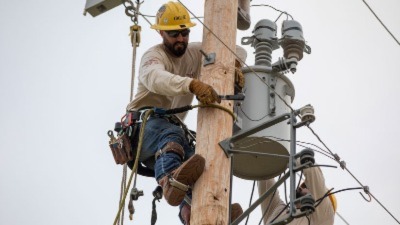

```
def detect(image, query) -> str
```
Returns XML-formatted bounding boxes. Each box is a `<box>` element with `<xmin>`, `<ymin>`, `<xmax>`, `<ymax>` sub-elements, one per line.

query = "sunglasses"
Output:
<box><xmin>165</xmin><ymin>29</ymin><xmax>191</xmax><ymax>38</ymax></box>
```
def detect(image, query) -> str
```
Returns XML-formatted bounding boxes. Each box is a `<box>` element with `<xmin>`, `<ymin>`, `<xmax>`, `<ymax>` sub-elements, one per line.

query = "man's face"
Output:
<box><xmin>161</xmin><ymin>29</ymin><xmax>190</xmax><ymax>57</ymax></box>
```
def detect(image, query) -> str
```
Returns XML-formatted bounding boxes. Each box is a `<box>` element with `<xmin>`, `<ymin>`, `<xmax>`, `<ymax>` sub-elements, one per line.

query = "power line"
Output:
<box><xmin>307</xmin><ymin>125</ymin><xmax>400</xmax><ymax>224</ymax></box>
<box><xmin>361</xmin><ymin>0</ymin><xmax>400</xmax><ymax>46</ymax></box>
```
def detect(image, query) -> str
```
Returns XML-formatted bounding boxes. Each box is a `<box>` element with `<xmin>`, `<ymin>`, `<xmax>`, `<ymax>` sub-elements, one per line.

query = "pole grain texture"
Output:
<box><xmin>191</xmin><ymin>0</ymin><xmax>239</xmax><ymax>225</ymax></box>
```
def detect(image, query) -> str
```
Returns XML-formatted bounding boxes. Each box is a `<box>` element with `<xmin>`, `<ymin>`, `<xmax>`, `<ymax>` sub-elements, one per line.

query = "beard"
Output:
<box><xmin>163</xmin><ymin>40</ymin><xmax>188</xmax><ymax>57</ymax></box>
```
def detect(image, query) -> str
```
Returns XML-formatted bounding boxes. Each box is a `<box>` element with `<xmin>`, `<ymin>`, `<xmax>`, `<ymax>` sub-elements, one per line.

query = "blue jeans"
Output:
<box><xmin>133</xmin><ymin>116</ymin><xmax>195</xmax><ymax>181</ymax></box>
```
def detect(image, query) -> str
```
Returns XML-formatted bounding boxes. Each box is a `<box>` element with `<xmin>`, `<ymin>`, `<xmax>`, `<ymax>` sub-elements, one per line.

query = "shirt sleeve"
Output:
<box><xmin>303</xmin><ymin>164</ymin><xmax>335</xmax><ymax>224</ymax></box>
<box><xmin>138</xmin><ymin>49</ymin><xmax>193</xmax><ymax>96</ymax></box>
<box><xmin>258</xmin><ymin>179</ymin><xmax>287</xmax><ymax>224</ymax></box>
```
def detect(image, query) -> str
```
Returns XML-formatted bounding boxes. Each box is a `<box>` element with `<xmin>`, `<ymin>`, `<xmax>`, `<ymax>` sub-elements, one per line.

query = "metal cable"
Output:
<box><xmin>336</xmin><ymin>212</ymin><xmax>351</xmax><ymax>225</ymax></box>
<box><xmin>361</xmin><ymin>0</ymin><xmax>400</xmax><ymax>46</ymax></box>
<box><xmin>139</xmin><ymin>13</ymin><xmax>157</xmax><ymax>29</ymax></box>
<box><xmin>245</xmin><ymin>181</ymin><xmax>256</xmax><ymax>225</ymax></box>
<box><xmin>307</xmin><ymin>125</ymin><xmax>400</xmax><ymax>224</ymax></box>
<box><xmin>250</xmin><ymin>4</ymin><xmax>293</xmax><ymax>21</ymax></box>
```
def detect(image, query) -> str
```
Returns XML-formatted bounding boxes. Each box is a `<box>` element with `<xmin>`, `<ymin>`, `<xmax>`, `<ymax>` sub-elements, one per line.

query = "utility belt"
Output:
<box><xmin>107</xmin><ymin>107</ymin><xmax>188</xmax><ymax>172</ymax></box>
<box><xmin>121</xmin><ymin>108</ymin><xmax>181</xmax><ymax>127</ymax></box>
<box><xmin>107</xmin><ymin>109</ymin><xmax>148</xmax><ymax>166</ymax></box>
<box><xmin>107</xmin><ymin>107</ymin><xmax>196</xmax><ymax>174</ymax></box>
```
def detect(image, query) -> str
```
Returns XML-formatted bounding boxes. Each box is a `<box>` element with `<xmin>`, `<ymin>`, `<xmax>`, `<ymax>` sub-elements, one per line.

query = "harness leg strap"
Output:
<box><xmin>155</xmin><ymin>142</ymin><xmax>185</xmax><ymax>161</ymax></box>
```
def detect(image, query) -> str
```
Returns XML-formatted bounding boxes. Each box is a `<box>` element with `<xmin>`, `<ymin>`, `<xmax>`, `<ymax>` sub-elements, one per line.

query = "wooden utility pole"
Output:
<box><xmin>191</xmin><ymin>1</ymin><xmax>238</xmax><ymax>224</ymax></box>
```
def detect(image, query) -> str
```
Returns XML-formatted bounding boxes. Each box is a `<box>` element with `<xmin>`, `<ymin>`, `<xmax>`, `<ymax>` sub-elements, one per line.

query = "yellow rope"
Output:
<box><xmin>193</xmin><ymin>103</ymin><xmax>237</xmax><ymax>121</ymax></box>
<box><xmin>113</xmin><ymin>109</ymin><xmax>154</xmax><ymax>225</ymax></box>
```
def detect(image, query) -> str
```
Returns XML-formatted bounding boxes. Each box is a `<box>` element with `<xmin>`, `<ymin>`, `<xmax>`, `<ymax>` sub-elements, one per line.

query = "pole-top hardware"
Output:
<box><xmin>199</xmin><ymin>50</ymin><xmax>216</xmax><ymax>66</ymax></box>
<box><xmin>130</xmin><ymin>187</ymin><xmax>144</xmax><ymax>201</ymax></box>
<box><xmin>299</xmin><ymin>104</ymin><xmax>315</xmax><ymax>123</ymax></box>
<box><xmin>130</xmin><ymin>25</ymin><xmax>141</xmax><ymax>47</ymax></box>
<box><xmin>218</xmin><ymin>93</ymin><xmax>245</xmax><ymax>101</ymax></box>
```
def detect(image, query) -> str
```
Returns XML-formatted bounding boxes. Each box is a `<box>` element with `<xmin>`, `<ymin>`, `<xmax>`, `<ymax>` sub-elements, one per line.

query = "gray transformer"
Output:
<box><xmin>232</xmin><ymin>19</ymin><xmax>308</xmax><ymax>180</ymax></box>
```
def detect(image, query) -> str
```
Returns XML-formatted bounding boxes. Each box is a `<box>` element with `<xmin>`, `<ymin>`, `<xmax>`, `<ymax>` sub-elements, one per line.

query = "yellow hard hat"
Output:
<box><xmin>329</xmin><ymin>193</ymin><xmax>337</xmax><ymax>212</ymax></box>
<box><xmin>151</xmin><ymin>1</ymin><xmax>196</xmax><ymax>31</ymax></box>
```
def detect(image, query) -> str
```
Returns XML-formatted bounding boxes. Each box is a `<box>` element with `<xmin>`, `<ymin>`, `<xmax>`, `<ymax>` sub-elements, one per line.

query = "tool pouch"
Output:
<box><xmin>109</xmin><ymin>132</ymin><xmax>133</xmax><ymax>165</ymax></box>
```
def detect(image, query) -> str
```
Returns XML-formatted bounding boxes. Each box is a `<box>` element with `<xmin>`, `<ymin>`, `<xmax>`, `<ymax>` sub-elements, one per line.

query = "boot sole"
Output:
<box><xmin>165</xmin><ymin>154</ymin><xmax>205</xmax><ymax>206</ymax></box>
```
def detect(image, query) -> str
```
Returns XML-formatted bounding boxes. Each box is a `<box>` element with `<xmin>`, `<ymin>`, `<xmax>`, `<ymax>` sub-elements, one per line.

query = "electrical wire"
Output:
<box><xmin>306</xmin><ymin>125</ymin><xmax>400</xmax><ymax>223</ymax></box>
<box><xmin>361</xmin><ymin>0</ymin><xmax>400</xmax><ymax>46</ymax></box>
<box><xmin>306</xmin><ymin>215</ymin><xmax>311</xmax><ymax>225</ymax></box>
<box><xmin>250</xmin><ymin>4</ymin><xmax>294</xmax><ymax>21</ymax></box>
<box><xmin>245</xmin><ymin>181</ymin><xmax>256</xmax><ymax>225</ymax></box>
<box><xmin>238</xmin><ymin>104</ymin><xmax>270</xmax><ymax>122</ymax></box>
<box><xmin>233</xmin><ymin>135</ymin><xmax>335</xmax><ymax>161</ymax></box>
<box><xmin>336</xmin><ymin>211</ymin><xmax>351</xmax><ymax>225</ymax></box>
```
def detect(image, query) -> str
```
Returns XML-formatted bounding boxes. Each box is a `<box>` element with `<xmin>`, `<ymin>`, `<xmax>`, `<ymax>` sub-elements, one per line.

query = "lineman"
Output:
<box><xmin>258</xmin><ymin>164</ymin><xmax>337</xmax><ymax>225</ymax></box>
<box><xmin>126</xmin><ymin>0</ymin><xmax>246</xmax><ymax>217</ymax></box>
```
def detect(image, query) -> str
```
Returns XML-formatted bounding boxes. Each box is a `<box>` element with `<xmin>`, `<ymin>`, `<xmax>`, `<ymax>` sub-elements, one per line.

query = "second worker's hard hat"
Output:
<box><xmin>151</xmin><ymin>1</ymin><xmax>196</xmax><ymax>31</ymax></box>
<box><xmin>329</xmin><ymin>193</ymin><xmax>338</xmax><ymax>213</ymax></box>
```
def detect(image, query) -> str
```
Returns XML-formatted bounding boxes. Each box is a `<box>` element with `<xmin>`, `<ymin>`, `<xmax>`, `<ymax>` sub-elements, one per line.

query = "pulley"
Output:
<box><xmin>130</xmin><ymin>25</ymin><xmax>141</xmax><ymax>47</ymax></box>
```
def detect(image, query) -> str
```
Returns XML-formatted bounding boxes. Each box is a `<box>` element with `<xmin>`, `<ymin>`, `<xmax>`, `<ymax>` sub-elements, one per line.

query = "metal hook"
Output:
<box><xmin>359</xmin><ymin>186</ymin><xmax>371</xmax><ymax>202</ymax></box>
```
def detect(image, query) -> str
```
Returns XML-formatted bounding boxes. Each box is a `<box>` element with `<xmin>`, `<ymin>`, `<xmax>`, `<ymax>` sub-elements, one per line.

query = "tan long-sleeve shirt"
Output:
<box><xmin>126</xmin><ymin>42</ymin><xmax>247</xmax><ymax>120</ymax></box>
<box><xmin>258</xmin><ymin>165</ymin><xmax>335</xmax><ymax>225</ymax></box>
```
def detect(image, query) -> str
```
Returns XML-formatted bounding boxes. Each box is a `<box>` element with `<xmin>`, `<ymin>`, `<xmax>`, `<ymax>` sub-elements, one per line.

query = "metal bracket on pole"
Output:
<box><xmin>219</xmin><ymin>113</ymin><xmax>291</xmax><ymax>157</ymax></box>
<box><xmin>200</xmin><ymin>50</ymin><xmax>216</xmax><ymax>66</ymax></box>
<box><xmin>231</xmin><ymin>172</ymin><xmax>291</xmax><ymax>225</ymax></box>
<box><xmin>268</xmin><ymin>76</ymin><xmax>277</xmax><ymax>116</ymax></box>
<box><xmin>226</xmin><ymin>109</ymin><xmax>318</xmax><ymax>225</ymax></box>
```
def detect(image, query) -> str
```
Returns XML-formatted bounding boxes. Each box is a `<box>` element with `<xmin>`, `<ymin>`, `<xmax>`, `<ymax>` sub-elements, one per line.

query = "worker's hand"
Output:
<box><xmin>189</xmin><ymin>79</ymin><xmax>221</xmax><ymax>104</ymax></box>
<box><xmin>235</xmin><ymin>59</ymin><xmax>245</xmax><ymax>89</ymax></box>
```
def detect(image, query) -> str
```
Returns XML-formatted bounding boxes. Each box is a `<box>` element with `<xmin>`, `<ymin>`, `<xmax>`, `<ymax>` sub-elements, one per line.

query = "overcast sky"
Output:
<box><xmin>1</xmin><ymin>0</ymin><xmax>400</xmax><ymax>225</ymax></box>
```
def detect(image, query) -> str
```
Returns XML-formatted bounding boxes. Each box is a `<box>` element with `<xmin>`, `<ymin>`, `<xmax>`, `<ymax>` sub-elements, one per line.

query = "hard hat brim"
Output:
<box><xmin>151</xmin><ymin>22</ymin><xmax>196</xmax><ymax>31</ymax></box>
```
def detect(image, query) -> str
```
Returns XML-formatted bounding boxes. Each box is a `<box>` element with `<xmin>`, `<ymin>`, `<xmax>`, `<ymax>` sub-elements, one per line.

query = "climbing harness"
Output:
<box><xmin>108</xmin><ymin>102</ymin><xmax>237</xmax><ymax>224</ymax></box>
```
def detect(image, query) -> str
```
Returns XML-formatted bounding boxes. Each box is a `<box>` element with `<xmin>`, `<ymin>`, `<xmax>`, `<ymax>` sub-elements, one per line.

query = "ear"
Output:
<box><xmin>159</xmin><ymin>30</ymin><xmax>165</xmax><ymax>37</ymax></box>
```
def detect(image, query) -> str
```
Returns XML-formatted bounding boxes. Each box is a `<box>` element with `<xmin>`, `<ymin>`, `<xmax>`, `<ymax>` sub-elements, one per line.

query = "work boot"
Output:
<box><xmin>180</xmin><ymin>203</ymin><xmax>243</xmax><ymax>225</ymax></box>
<box><xmin>230</xmin><ymin>203</ymin><xmax>243</xmax><ymax>222</ymax></box>
<box><xmin>158</xmin><ymin>154</ymin><xmax>205</xmax><ymax>206</ymax></box>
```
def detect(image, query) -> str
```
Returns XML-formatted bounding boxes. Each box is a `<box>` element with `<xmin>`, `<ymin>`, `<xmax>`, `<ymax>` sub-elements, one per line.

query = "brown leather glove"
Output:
<box><xmin>235</xmin><ymin>59</ymin><xmax>245</xmax><ymax>89</ymax></box>
<box><xmin>189</xmin><ymin>79</ymin><xmax>221</xmax><ymax>104</ymax></box>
